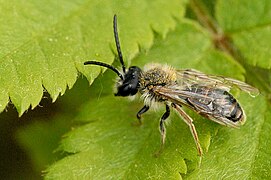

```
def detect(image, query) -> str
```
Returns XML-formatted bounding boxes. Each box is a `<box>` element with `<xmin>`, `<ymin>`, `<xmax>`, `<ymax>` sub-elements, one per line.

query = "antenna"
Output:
<box><xmin>84</xmin><ymin>61</ymin><xmax>124</xmax><ymax>80</ymax></box>
<box><xmin>84</xmin><ymin>15</ymin><xmax>126</xmax><ymax>80</ymax></box>
<box><xmin>113</xmin><ymin>14</ymin><xmax>126</xmax><ymax>73</ymax></box>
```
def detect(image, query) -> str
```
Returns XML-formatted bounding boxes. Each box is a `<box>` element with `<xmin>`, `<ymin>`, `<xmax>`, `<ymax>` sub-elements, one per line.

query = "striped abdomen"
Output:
<box><xmin>185</xmin><ymin>85</ymin><xmax>244</xmax><ymax>123</ymax></box>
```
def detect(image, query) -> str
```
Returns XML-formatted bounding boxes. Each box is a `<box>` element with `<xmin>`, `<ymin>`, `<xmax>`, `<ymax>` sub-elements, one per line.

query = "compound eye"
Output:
<box><xmin>123</xmin><ymin>84</ymin><xmax>132</xmax><ymax>94</ymax></box>
<box><xmin>115</xmin><ymin>83</ymin><xmax>138</xmax><ymax>96</ymax></box>
<box><xmin>129</xmin><ymin>86</ymin><xmax>138</xmax><ymax>95</ymax></box>
<box><xmin>115</xmin><ymin>66</ymin><xmax>141</xmax><ymax>96</ymax></box>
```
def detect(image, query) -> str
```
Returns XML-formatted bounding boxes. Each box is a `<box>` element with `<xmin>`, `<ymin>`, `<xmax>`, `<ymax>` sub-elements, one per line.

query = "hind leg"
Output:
<box><xmin>171</xmin><ymin>103</ymin><xmax>203</xmax><ymax>156</ymax></box>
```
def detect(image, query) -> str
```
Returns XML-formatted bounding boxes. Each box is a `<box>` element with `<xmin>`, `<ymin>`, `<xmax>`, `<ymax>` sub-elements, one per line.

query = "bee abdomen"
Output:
<box><xmin>187</xmin><ymin>86</ymin><xmax>244</xmax><ymax>123</ymax></box>
<box><xmin>221</xmin><ymin>92</ymin><xmax>243</xmax><ymax>122</ymax></box>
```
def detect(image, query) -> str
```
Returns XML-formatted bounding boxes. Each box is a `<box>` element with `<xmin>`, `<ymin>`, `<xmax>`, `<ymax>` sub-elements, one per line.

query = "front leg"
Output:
<box><xmin>136</xmin><ymin>105</ymin><xmax>150</xmax><ymax>125</ymax></box>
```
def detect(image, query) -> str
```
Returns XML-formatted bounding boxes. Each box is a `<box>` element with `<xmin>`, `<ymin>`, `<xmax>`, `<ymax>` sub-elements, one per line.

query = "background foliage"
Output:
<box><xmin>0</xmin><ymin>0</ymin><xmax>270</xmax><ymax>179</ymax></box>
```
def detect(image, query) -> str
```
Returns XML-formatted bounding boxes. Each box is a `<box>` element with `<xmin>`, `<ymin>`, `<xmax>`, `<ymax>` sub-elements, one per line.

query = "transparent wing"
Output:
<box><xmin>155</xmin><ymin>85</ymin><xmax>215</xmax><ymax>101</ymax></box>
<box><xmin>153</xmin><ymin>86</ymin><xmax>244</xmax><ymax>128</ymax></box>
<box><xmin>177</xmin><ymin>69</ymin><xmax>259</xmax><ymax>96</ymax></box>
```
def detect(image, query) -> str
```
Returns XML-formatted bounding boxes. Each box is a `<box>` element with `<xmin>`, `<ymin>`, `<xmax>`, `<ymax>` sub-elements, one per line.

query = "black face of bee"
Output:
<box><xmin>84</xmin><ymin>15</ymin><xmax>142</xmax><ymax>97</ymax></box>
<box><xmin>115</xmin><ymin>66</ymin><xmax>142</xmax><ymax>96</ymax></box>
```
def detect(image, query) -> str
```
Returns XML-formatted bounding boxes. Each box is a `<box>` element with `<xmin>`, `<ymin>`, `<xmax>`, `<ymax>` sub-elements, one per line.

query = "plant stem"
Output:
<box><xmin>189</xmin><ymin>0</ymin><xmax>271</xmax><ymax>96</ymax></box>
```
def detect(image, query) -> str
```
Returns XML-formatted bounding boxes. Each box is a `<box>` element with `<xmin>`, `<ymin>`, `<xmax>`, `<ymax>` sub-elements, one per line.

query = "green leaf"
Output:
<box><xmin>10</xmin><ymin>0</ymin><xmax>271</xmax><ymax>179</ymax></box>
<box><xmin>0</xmin><ymin>0</ymin><xmax>186</xmax><ymax>116</ymax></box>
<box><xmin>216</xmin><ymin>0</ymin><xmax>271</xmax><ymax>31</ymax></box>
<box><xmin>44</xmin><ymin>19</ymin><xmax>265</xmax><ymax>179</ymax></box>
<box><xmin>185</xmin><ymin>95</ymin><xmax>271</xmax><ymax>179</ymax></box>
<box><xmin>15</xmin><ymin>73</ymin><xmax>96</xmax><ymax>174</ymax></box>
<box><xmin>16</xmin><ymin>116</ymin><xmax>72</xmax><ymax>171</ymax></box>
<box><xmin>215</xmin><ymin>0</ymin><xmax>271</xmax><ymax>69</ymax></box>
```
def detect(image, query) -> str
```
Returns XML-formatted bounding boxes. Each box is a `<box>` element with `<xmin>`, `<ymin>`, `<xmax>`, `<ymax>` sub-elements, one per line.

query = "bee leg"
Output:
<box><xmin>160</xmin><ymin>104</ymin><xmax>170</xmax><ymax>146</ymax></box>
<box><xmin>172</xmin><ymin>103</ymin><xmax>203</xmax><ymax>157</ymax></box>
<box><xmin>155</xmin><ymin>104</ymin><xmax>170</xmax><ymax>157</ymax></box>
<box><xmin>136</xmin><ymin>105</ymin><xmax>150</xmax><ymax>125</ymax></box>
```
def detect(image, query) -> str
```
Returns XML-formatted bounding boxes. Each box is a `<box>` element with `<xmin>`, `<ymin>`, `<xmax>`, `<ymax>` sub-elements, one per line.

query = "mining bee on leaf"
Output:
<box><xmin>84</xmin><ymin>15</ymin><xmax>259</xmax><ymax>157</ymax></box>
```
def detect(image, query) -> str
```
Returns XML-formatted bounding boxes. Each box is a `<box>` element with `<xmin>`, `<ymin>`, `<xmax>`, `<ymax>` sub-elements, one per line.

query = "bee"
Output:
<box><xmin>84</xmin><ymin>15</ymin><xmax>259</xmax><ymax>156</ymax></box>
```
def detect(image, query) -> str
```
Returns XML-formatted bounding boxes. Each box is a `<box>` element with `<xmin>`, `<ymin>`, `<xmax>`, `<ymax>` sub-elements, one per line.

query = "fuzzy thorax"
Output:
<box><xmin>139</xmin><ymin>63</ymin><xmax>177</xmax><ymax>106</ymax></box>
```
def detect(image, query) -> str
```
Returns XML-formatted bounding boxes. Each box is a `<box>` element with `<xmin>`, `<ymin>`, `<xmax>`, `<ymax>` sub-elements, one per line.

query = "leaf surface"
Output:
<box><xmin>11</xmin><ymin>0</ymin><xmax>271</xmax><ymax>179</ymax></box>
<box><xmin>44</xmin><ymin>19</ymin><xmax>265</xmax><ymax>179</ymax></box>
<box><xmin>216</xmin><ymin>0</ymin><xmax>271</xmax><ymax>69</ymax></box>
<box><xmin>0</xmin><ymin>0</ymin><xmax>186</xmax><ymax>115</ymax></box>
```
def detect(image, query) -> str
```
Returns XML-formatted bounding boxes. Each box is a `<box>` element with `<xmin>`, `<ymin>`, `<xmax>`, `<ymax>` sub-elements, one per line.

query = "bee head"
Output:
<box><xmin>84</xmin><ymin>15</ymin><xmax>141</xmax><ymax>97</ymax></box>
<box><xmin>115</xmin><ymin>66</ymin><xmax>141</xmax><ymax>96</ymax></box>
